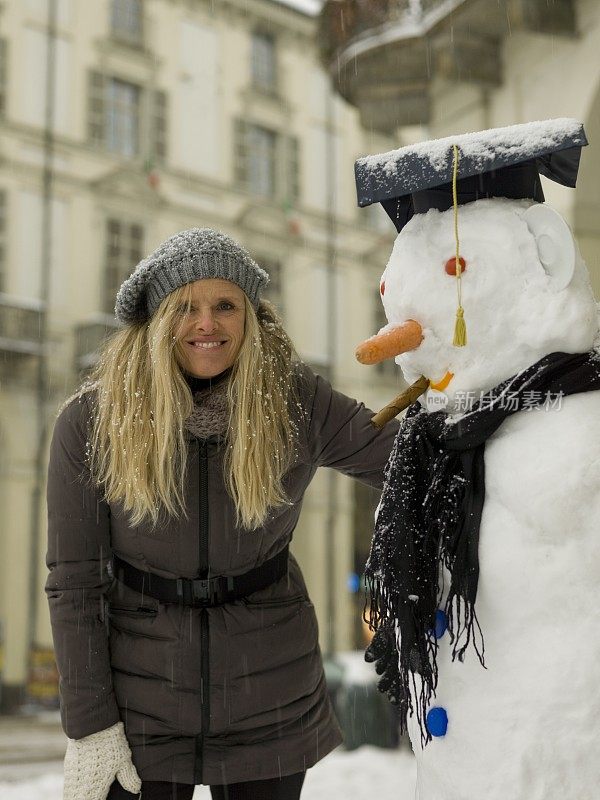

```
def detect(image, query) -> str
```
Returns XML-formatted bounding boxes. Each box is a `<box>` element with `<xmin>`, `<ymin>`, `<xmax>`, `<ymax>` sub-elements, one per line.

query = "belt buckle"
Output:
<box><xmin>192</xmin><ymin>578</ymin><xmax>214</xmax><ymax>606</ymax></box>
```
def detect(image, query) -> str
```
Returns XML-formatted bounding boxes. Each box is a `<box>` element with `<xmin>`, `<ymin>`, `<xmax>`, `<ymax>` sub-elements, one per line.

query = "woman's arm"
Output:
<box><xmin>46</xmin><ymin>393</ymin><xmax>120</xmax><ymax>739</ymax></box>
<box><xmin>299</xmin><ymin>364</ymin><xmax>400</xmax><ymax>489</ymax></box>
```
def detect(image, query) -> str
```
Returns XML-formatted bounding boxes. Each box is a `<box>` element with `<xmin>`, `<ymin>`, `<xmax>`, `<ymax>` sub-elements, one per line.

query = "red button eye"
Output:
<box><xmin>445</xmin><ymin>257</ymin><xmax>467</xmax><ymax>276</ymax></box>
<box><xmin>380</xmin><ymin>280</ymin><xmax>385</xmax><ymax>296</ymax></box>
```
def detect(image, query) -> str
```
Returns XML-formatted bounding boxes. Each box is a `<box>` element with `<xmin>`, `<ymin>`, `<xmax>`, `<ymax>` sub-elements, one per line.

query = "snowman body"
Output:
<box><xmin>410</xmin><ymin>391</ymin><xmax>600</xmax><ymax>799</ymax></box>
<box><xmin>377</xmin><ymin>198</ymin><xmax>600</xmax><ymax>799</ymax></box>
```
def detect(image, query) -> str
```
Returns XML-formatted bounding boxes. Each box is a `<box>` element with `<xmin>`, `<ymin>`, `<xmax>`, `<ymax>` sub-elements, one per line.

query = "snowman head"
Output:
<box><xmin>354</xmin><ymin>119</ymin><xmax>595</xmax><ymax>411</ymax></box>
<box><xmin>376</xmin><ymin>198</ymin><xmax>598</xmax><ymax>404</ymax></box>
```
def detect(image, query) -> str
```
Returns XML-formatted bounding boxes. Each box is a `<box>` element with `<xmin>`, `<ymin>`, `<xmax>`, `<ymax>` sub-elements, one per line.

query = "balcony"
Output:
<box><xmin>74</xmin><ymin>314</ymin><xmax>120</xmax><ymax>371</ymax></box>
<box><xmin>318</xmin><ymin>0</ymin><xmax>576</xmax><ymax>132</ymax></box>
<box><xmin>0</xmin><ymin>294</ymin><xmax>44</xmax><ymax>358</ymax></box>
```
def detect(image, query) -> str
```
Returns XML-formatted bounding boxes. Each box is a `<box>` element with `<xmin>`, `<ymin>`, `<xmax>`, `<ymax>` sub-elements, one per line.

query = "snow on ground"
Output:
<box><xmin>0</xmin><ymin>745</ymin><xmax>416</xmax><ymax>799</ymax></box>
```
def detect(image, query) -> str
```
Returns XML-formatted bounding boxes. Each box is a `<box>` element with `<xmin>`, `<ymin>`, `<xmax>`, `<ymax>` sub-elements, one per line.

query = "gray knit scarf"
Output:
<box><xmin>184</xmin><ymin>379</ymin><xmax>229</xmax><ymax>439</ymax></box>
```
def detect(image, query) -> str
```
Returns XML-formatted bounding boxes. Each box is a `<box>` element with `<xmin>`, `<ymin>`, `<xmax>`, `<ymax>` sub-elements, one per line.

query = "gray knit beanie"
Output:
<box><xmin>114</xmin><ymin>228</ymin><xmax>269</xmax><ymax>325</ymax></box>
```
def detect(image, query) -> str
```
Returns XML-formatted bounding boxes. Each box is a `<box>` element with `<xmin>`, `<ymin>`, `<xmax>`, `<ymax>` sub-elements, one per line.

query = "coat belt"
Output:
<box><xmin>112</xmin><ymin>546</ymin><xmax>289</xmax><ymax>608</ymax></box>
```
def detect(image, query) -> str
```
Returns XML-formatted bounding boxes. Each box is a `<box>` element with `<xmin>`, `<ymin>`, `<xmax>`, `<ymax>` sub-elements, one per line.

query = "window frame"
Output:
<box><xmin>256</xmin><ymin>256</ymin><xmax>284</xmax><ymax>314</ymax></box>
<box><xmin>373</xmin><ymin>288</ymin><xmax>398</xmax><ymax>379</ymax></box>
<box><xmin>250</xmin><ymin>30</ymin><xmax>278</xmax><ymax>95</ymax></box>
<box><xmin>234</xmin><ymin>119</ymin><xmax>300</xmax><ymax>204</ymax></box>
<box><xmin>151</xmin><ymin>89</ymin><xmax>168</xmax><ymax>164</ymax></box>
<box><xmin>247</xmin><ymin>123</ymin><xmax>277</xmax><ymax>197</ymax></box>
<box><xmin>88</xmin><ymin>71</ymin><xmax>167</xmax><ymax>164</ymax></box>
<box><xmin>105</xmin><ymin>76</ymin><xmax>142</xmax><ymax>158</ymax></box>
<box><xmin>103</xmin><ymin>218</ymin><xmax>145</xmax><ymax>314</ymax></box>
<box><xmin>110</xmin><ymin>0</ymin><xmax>145</xmax><ymax>47</ymax></box>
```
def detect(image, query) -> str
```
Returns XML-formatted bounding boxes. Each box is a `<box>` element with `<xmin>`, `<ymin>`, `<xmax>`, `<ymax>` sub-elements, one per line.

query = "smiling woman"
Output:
<box><xmin>174</xmin><ymin>279</ymin><xmax>247</xmax><ymax>378</ymax></box>
<box><xmin>45</xmin><ymin>227</ymin><xmax>399</xmax><ymax>800</ymax></box>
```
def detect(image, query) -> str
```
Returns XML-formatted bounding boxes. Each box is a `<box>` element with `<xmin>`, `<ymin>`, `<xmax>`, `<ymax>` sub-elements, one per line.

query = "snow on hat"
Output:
<box><xmin>115</xmin><ymin>228</ymin><xmax>269</xmax><ymax>325</ymax></box>
<box><xmin>355</xmin><ymin>118</ymin><xmax>588</xmax><ymax>233</ymax></box>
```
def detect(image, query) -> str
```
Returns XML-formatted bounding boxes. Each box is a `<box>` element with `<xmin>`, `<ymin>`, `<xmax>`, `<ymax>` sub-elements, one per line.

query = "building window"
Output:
<box><xmin>104</xmin><ymin>219</ymin><xmax>144</xmax><ymax>314</ymax></box>
<box><xmin>0</xmin><ymin>40</ymin><xmax>7</xmax><ymax>117</ymax></box>
<box><xmin>0</xmin><ymin>191</ymin><xmax>6</xmax><ymax>294</ymax></box>
<box><xmin>88</xmin><ymin>71</ymin><xmax>167</xmax><ymax>163</ymax></box>
<box><xmin>234</xmin><ymin>120</ymin><xmax>299</xmax><ymax>203</ymax></box>
<box><xmin>251</xmin><ymin>31</ymin><xmax>277</xmax><ymax>94</ymax></box>
<box><xmin>151</xmin><ymin>90</ymin><xmax>168</xmax><ymax>164</ymax></box>
<box><xmin>257</xmin><ymin>257</ymin><xmax>283</xmax><ymax>313</ymax></box>
<box><xmin>285</xmin><ymin>136</ymin><xmax>300</xmax><ymax>206</ymax></box>
<box><xmin>88</xmin><ymin>71</ymin><xmax>106</xmax><ymax>146</ymax></box>
<box><xmin>111</xmin><ymin>0</ymin><xmax>144</xmax><ymax>46</ymax></box>
<box><xmin>374</xmin><ymin>290</ymin><xmax>398</xmax><ymax>379</ymax></box>
<box><xmin>249</xmin><ymin>125</ymin><xmax>276</xmax><ymax>197</ymax></box>
<box><xmin>106</xmin><ymin>78</ymin><xmax>140</xmax><ymax>158</ymax></box>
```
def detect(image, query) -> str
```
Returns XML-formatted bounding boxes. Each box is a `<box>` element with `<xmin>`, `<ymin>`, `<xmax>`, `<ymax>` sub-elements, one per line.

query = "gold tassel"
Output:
<box><xmin>452</xmin><ymin>144</ymin><xmax>467</xmax><ymax>347</ymax></box>
<box><xmin>453</xmin><ymin>305</ymin><xmax>467</xmax><ymax>347</ymax></box>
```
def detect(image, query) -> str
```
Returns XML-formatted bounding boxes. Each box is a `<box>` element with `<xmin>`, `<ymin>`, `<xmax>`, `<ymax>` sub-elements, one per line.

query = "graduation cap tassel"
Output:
<box><xmin>452</xmin><ymin>144</ymin><xmax>467</xmax><ymax>347</ymax></box>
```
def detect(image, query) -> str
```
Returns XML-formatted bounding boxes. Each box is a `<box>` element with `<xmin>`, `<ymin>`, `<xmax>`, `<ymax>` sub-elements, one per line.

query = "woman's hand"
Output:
<box><xmin>63</xmin><ymin>721</ymin><xmax>141</xmax><ymax>800</ymax></box>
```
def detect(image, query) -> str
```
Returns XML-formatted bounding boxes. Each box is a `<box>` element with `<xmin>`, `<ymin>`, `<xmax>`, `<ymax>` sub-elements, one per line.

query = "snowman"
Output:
<box><xmin>354</xmin><ymin>119</ymin><xmax>600</xmax><ymax>800</ymax></box>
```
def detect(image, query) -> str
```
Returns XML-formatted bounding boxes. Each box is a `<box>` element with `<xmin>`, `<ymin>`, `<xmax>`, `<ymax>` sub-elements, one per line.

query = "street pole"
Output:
<box><xmin>324</xmin><ymin>77</ymin><xmax>337</xmax><ymax>658</ymax></box>
<box><xmin>27</xmin><ymin>0</ymin><xmax>57</xmax><ymax>669</ymax></box>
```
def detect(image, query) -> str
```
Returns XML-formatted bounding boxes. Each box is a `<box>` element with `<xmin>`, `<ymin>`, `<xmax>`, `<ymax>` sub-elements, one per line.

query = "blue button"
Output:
<box><xmin>426</xmin><ymin>706</ymin><xmax>448</xmax><ymax>737</ymax></box>
<box><xmin>347</xmin><ymin>572</ymin><xmax>361</xmax><ymax>593</ymax></box>
<box><xmin>434</xmin><ymin>609</ymin><xmax>448</xmax><ymax>639</ymax></box>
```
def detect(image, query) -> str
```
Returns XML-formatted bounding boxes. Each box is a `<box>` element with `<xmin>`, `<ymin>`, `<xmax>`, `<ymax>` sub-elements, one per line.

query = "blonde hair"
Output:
<box><xmin>68</xmin><ymin>285</ymin><xmax>299</xmax><ymax>530</ymax></box>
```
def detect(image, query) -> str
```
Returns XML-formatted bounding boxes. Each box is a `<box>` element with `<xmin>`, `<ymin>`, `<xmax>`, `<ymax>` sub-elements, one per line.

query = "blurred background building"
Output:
<box><xmin>0</xmin><ymin>0</ymin><xmax>399</xmax><ymax>713</ymax></box>
<box><xmin>0</xmin><ymin>0</ymin><xmax>598</xmax><ymax>716</ymax></box>
<box><xmin>319</xmin><ymin>0</ymin><xmax>600</xmax><ymax>294</ymax></box>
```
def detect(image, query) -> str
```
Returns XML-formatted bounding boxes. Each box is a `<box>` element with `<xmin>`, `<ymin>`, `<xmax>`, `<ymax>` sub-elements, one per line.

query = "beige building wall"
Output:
<box><xmin>0</xmin><ymin>0</ymin><xmax>398</xmax><ymax>708</ymax></box>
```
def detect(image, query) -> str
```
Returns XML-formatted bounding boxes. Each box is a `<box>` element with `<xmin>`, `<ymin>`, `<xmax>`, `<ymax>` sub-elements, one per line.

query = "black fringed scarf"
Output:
<box><xmin>364</xmin><ymin>350</ymin><xmax>600</xmax><ymax>746</ymax></box>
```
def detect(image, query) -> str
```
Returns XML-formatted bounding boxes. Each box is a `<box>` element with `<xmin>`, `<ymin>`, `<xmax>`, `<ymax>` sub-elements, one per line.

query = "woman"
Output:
<box><xmin>46</xmin><ymin>228</ymin><xmax>399</xmax><ymax>800</ymax></box>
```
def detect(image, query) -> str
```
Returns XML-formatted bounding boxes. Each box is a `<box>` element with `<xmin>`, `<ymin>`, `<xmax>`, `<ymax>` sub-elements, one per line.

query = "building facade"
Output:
<box><xmin>321</xmin><ymin>0</ymin><xmax>600</xmax><ymax>296</ymax></box>
<box><xmin>0</xmin><ymin>0</ymin><xmax>401</xmax><ymax>711</ymax></box>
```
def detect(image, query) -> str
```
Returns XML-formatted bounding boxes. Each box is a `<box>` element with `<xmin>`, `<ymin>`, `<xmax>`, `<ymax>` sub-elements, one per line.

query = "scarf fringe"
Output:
<box><xmin>445</xmin><ymin>590</ymin><xmax>486</xmax><ymax>667</ymax></box>
<box><xmin>364</xmin><ymin>575</ymin><xmax>440</xmax><ymax>748</ymax></box>
<box><xmin>365</xmin><ymin>553</ymin><xmax>486</xmax><ymax>745</ymax></box>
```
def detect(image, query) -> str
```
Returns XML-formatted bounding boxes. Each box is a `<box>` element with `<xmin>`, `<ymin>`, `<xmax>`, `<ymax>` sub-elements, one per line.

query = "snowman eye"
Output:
<box><xmin>444</xmin><ymin>257</ymin><xmax>467</xmax><ymax>276</ymax></box>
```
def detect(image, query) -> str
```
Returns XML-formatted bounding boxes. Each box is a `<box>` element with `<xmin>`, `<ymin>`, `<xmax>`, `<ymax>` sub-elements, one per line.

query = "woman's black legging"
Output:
<box><xmin>209</xmin><ymin>772</ymin><xmax>306</xmax><ymax>800</ymax></box>
<box><xmin>107</xmin><ymin>771</ymin><xmax>306</xmax><ymax>799</ymax></box>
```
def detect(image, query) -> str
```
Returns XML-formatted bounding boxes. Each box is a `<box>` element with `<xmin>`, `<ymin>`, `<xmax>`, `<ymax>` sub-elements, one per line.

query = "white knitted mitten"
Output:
<box><xmin>63</xmin><ymin>721</ymin><xmax>142</xmax><ymax>800</ymax></box>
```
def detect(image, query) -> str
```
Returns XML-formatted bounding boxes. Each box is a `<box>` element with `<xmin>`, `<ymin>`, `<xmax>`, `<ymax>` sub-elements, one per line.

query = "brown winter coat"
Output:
<box><xmin>46</xmin><ymin>365</ymin><xmax>399</xmax><ymax>785</ymax></box>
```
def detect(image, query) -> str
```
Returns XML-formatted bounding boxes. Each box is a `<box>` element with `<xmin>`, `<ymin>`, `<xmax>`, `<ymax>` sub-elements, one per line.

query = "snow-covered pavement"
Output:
<box><xmin>0</xmin><ymin>713</ymin><xmax>417</xmax><ymax>799</ymax></box>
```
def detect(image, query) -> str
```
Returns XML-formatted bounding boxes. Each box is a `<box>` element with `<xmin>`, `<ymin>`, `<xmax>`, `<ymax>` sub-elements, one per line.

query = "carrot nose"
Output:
<box><xmin>355</xmin><ymin>320</ymin><xmax>423</xmax><ymax>365</ymax></box>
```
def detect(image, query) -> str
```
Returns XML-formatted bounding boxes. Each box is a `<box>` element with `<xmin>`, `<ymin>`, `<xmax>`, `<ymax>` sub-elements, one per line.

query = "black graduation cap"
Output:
<box><xmin>355</xmin><ymin>119</ymin><xmax>588</xmax><ymax>233</ymax></box>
